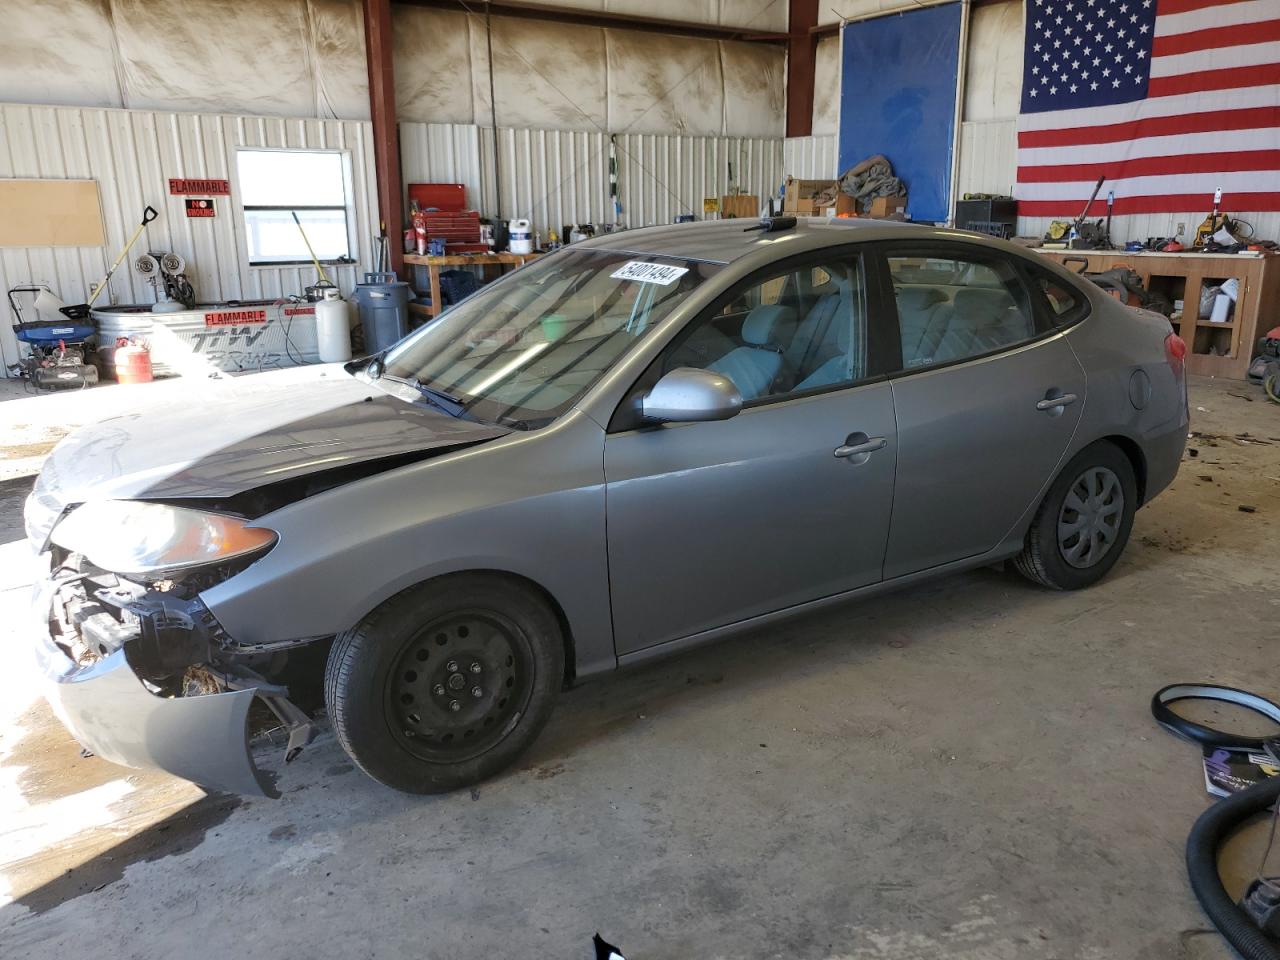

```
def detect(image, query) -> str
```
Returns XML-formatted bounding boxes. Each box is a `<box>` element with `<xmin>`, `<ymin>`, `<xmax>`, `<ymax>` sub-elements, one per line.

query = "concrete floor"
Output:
<box><xmin>1</xmin><ymin>374</ymin><xmax>1278</xmax><ymax>959</ymax></box>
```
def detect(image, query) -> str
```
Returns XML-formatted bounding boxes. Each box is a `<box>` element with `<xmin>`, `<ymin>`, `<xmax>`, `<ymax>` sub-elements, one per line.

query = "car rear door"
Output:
<box><xmin>877</xmin><ymin>242</ymin><xmax>1088</xmax><ymax>579</ymax></box>
<box><xmin>603</xmin><ymin>248</ymin><xmax>899</xmax><ymax>656</ymax></box>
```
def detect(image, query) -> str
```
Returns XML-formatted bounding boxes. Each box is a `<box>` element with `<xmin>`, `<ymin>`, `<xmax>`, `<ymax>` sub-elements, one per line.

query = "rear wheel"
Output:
<box><xmin>1014</xmin><ymin>441</ymin><xmax>1137</xmax><ymax>590</ymax></box>
<box><xmin>324</xmin><ymin>574</ymin><xmax>564</xmax><ymax>793</ymax></box>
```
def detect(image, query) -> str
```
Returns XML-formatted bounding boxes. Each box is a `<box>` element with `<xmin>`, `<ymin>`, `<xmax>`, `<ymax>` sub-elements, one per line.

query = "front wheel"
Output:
<box><xmin>324</xmin><ymin>574</ymin><xmax>565</xmax><ymax>793</ymax></box>
<box><xmin>1014</xmin><ymin>441</ymin><xmax>1138</xmax><ymax>590</ymax></box>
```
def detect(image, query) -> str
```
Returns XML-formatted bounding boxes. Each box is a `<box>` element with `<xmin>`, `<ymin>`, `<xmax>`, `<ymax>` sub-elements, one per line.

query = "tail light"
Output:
<box><xmin>1165</xmin><ymin>332</ymin><xmax>1187</xmax><ymax>375</ymax></box>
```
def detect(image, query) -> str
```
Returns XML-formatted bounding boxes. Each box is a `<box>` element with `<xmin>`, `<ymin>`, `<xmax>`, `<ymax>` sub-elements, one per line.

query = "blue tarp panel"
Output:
<box><xmin>838</xmin><ymin>3</ymin><xmax>963</xmax><ymax>224</ymax></box>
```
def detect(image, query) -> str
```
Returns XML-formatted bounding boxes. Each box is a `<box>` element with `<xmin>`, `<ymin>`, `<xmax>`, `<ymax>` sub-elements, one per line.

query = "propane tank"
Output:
<box><xmin>114</xmin><ymin>337</ymin><xmax>153</xmax><ymax>384</ymax></box>
<box><xmin>315</xmin><ymin>297</ymin><xmax>353</xmax><ymax>363</ymax></box>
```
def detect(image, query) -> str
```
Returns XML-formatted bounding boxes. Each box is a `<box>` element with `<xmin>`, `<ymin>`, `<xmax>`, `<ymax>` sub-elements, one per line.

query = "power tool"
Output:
<box><xmin>1194</xmin><ymin>188</ymin><xmax>1244</xmax><ymax>249</ymax></box>
<box><xmin>1042</xmin><ymin>176</ymin><xmax>1112</xmax><ymax>250</ymax></box>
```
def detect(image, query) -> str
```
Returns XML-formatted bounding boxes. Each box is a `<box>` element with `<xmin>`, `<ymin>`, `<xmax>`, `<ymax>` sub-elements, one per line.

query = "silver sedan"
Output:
<box><xmin>25</xmin><ymin>218</ymin><xmax>1188</xmax><ymax>795</ymax></box>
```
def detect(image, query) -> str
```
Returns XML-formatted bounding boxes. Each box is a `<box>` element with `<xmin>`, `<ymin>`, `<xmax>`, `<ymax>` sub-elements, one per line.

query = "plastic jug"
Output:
<box><xmin>509</xmin><ymin>219</ymin><xmax>533</xmax><ymax>255</ymax></box>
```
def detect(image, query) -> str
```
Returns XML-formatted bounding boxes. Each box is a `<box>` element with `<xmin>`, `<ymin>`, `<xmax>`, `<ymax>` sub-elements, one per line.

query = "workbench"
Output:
<box><xmin>404</xmin><ymin>252</ymin><xmax>540</xmax><ymax>320</ymax></box>
<box><xmin>1033</xmin><ymin>248</ymin><xmax>1280</xmax><ymax>379</ymax></box>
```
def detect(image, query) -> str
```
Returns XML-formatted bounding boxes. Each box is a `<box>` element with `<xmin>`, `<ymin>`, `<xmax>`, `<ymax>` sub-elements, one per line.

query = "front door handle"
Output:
<box><xmin>834</xmin><ymin>436</ymin><xmax>887</xmax><ymax>459</ymax></box>
<box><xmin>1036</xmin><ymin>393</ymin><xmax>1078</xmax><ymax>411</ymax></box>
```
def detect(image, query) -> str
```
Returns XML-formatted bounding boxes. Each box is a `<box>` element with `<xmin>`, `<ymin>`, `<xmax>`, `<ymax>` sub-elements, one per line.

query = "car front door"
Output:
<box><xmin>878</xmin><ymin>243</ymin><xmax>1088</xmax><ymax>578</ymax></box>
<box><xmin>604</xmin><ymin>250</ymin><xmax>898</xmax><ymax>656</ymax></box>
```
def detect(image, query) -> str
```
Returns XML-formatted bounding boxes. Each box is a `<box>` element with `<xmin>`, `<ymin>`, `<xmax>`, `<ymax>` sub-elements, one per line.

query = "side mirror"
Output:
<box><xmin>641</xmin><ymin>368</ymin><xmax>742</xmax><ymax>424</ymax></box>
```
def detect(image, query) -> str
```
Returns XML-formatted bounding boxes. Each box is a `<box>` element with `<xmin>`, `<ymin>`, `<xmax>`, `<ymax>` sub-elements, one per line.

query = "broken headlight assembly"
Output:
<box><xmin>46</xmin><ymin>501</ymin><xmax>278</xmax><ymax>676</ymax></box>
<box><xmin>50</xmin><ymin>500</ymin><xmax>277</xmax><ymax>579</ymax></box>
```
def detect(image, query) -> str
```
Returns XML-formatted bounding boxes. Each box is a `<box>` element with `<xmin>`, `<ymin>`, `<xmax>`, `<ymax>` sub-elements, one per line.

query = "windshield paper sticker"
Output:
<box><xmin>611</xmin><ymin>261</ymin><xmax>689</xmax><ymax>286</ymax></box>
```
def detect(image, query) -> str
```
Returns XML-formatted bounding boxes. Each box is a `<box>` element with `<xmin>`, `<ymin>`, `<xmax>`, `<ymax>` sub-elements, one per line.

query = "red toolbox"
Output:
<box><xmin>409</xmin><ymin>183</ymin><xmax>466</xmax><ymax>212</ymax></box>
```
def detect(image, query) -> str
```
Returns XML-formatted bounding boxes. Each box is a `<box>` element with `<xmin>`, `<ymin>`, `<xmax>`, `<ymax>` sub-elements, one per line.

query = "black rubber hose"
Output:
<box><xmin>1186</xmin><ymin>773</ymin><xmax>1280</xmax><ymax>960</ymax></box>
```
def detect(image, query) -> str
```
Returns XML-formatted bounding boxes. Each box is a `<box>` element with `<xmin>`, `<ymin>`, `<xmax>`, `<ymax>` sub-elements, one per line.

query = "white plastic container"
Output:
<box><xmin>509</xmin><ymin>218</ymin><xmax>533</xmax><ymax>254</ymax></box>
<box><xmin>316</xmin><ymin>297</ymin><xmax>353</xmax><ymax>362</ymax></box>
<box><xmin>1211</xmin><ymin>277</ymin><xmax>1239</xmax><ymax>324</ymax></box>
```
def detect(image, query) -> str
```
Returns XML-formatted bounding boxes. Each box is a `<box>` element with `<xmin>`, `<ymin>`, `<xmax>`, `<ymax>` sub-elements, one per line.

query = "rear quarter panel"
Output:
<box><xmin>1061</xmin><ymin>290</ymin><xmax>1188</xmax><ymax>502</ymax></box>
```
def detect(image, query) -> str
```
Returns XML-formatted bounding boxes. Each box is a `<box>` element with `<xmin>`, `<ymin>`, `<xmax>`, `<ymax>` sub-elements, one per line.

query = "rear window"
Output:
<box><xmin>1029</xmin><ymin>266</ymin><xmax>1089</xmax><ymax>326</ymax></box>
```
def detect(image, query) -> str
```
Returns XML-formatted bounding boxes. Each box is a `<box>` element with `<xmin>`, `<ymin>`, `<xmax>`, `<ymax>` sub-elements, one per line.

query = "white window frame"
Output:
<box><xmin>234</xmin><ymin>147</ymin><xmax>359</xmax><ymax>268</ymax></box>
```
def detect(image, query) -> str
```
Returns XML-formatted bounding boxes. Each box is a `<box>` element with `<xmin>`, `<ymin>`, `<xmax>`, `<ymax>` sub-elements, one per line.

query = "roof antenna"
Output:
<box><xmin>745</xmin><ymin>215</ymin><xmax>797</xmax><ymax>234</ymax></box>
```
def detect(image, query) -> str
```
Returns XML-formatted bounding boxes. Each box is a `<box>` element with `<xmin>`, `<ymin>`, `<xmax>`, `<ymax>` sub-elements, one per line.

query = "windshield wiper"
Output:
<box><xmin>369</xmin><ymin>367</ymin><xmax>468</xmax><ymax>419</ymax></box>
<box><xmin>412</xmin><ymin>380</ymin><xmax>468</xmax><ymax>418</ymax></box>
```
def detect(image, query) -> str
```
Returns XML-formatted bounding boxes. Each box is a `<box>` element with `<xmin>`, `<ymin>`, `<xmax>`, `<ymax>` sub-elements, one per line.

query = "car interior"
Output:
<box><xmin>665</xmin><ymin>262</ymin><xmax>867</xmax><ymax>400</ymax></box>
<box><xmin>890</xmin><ymin>256</ymin><xmax>1037</xmax><ymax>369</ymax></box>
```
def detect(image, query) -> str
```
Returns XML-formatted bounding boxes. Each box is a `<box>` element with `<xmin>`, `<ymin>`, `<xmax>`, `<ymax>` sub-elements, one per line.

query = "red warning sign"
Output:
<box><xmin>204</xmin><ymin>309</ymin><xmax>267</xmax><ymax>327</ymax></box>
<box><xmin>185</xmin><ymin>198</ymin><xmax>216</xmax><ymax>218</ymax></box>
<box><xmin>170</xmin><ymin>178</ymin><xmax>230</xmax><ymax>196</ymax></box>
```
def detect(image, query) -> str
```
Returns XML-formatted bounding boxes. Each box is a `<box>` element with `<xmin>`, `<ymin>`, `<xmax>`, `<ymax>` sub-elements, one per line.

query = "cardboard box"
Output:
<box><xmin>823</xmin><ymin>194</ymin><xmax>859</xmax><ymax>217</ymax></box>
<box><xmin>868</xmin><ymin>195</ymin><xmax>907</xmax><ymax>219</ymax></box>
<box><xmin>783</xmin><ymin>178</ymin><xmax>836</xmax><ymax>215</ymax></box>
<box><xmin>719</xmin><ymin>194</ymin><xmax>759</xmax><ymax>219</ymax></box>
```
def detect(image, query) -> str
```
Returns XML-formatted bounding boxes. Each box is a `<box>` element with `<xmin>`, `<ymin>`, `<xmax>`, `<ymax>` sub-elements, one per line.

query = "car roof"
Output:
<box><xmin>575</xmin><ymin>216</ymin><xmax>938</xmax><ymax>265</ymax></box>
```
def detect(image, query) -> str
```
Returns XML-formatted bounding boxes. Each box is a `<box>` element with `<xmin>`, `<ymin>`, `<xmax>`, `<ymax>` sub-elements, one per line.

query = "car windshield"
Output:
<box><xmin>377</xmin><ymin>248</ymin><xmax>721</xmax><ymax>428</ymax></box>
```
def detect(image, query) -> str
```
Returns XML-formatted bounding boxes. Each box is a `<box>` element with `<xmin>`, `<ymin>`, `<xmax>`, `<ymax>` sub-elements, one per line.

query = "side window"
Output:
<box><xmin>1029</xmin><ymin>266</ymin><xmax>1088</xmax><ymax>326</ymax></box>
<box><xmin>664</xmin><ymin>256</ymin><xmax>867</xmax><ymax>402</ymax></box>
<box><xmin>888</xmin><ymin>252</ymin><xmax>1037</xmax><ymax>369</ymax></box>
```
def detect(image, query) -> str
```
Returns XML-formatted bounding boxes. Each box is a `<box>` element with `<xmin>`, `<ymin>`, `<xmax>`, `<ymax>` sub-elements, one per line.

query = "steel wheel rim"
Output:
<box><xmin>385</xmin><ymin>609</ymin><xmax>534</xmax><ymax>763</ymax></box>
<box><xmin>1057</xmin><ymin>466</ymin><xmax>1125</xmax><ymax>569</ymax></box>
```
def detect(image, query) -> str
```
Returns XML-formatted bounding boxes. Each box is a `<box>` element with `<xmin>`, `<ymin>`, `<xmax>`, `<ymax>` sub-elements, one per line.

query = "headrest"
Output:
<box><xmin>896</xmin><ymin>287</ymin><xmax>946</xmax><ymax>313</ymax></box>
<box><xmin>953</xmin><ymin>287</ymin><xmax>1015</xmax><ymax>319</ymax></box>
<box><xmin>742</xmin><ymin>303</ymin><xmax>796</xmax><ymax>346</ymax></box>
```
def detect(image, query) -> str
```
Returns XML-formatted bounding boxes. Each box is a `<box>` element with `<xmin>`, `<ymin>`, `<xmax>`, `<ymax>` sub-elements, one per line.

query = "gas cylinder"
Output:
<box><xmin>114</xmin><ymin>337</ymin><xmax>153</xmax><ymax>384</ymax></box>
<box><xmin>315</xmin><ymin>297</ymin><xmax>353</xmax><ymax>363</ymax></box>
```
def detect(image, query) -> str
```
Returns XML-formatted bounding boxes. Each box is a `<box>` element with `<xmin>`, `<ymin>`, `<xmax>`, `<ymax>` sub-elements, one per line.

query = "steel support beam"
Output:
<box><xmin>396</xmin><ymin>0</ymin><xmax>788</xmax><ymax>44</ymax></box>
<box><xmin>363</xmin><ymin>0</ymin><xmax>404</xmax><ymax>277</ymax></box>
<box><xmin>786</xmin><ymin>0</ymin><xmax>819</xmax><ymax>138</ymax></box>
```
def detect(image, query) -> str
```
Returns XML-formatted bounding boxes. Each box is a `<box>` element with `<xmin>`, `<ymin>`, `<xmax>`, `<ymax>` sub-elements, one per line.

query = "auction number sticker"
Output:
<box><xmin>611</xmin><ymin>261</ymin><xmax>689</xmax><ymax>286</ymax></box>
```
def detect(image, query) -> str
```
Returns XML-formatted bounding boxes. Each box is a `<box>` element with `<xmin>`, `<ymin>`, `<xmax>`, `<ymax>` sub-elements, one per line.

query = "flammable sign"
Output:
<box><xmin>185</xmin><ymin>198</ymin><xmax>216</xmax><ymax>218</ymax></box>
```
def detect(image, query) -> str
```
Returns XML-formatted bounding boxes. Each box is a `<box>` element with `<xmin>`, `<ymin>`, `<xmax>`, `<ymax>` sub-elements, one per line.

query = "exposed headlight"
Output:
<box><xmin>51</xmin><ymin>500</ymin><xmax>277</xmax><ymax>577</ymax></box>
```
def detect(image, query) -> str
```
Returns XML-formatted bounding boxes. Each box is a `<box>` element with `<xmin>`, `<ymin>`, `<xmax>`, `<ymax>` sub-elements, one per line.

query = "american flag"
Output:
<box><xmin>1015</xmin><ymin>0</ymin><xmax>1280</xmax><ymax>217</ymax></box>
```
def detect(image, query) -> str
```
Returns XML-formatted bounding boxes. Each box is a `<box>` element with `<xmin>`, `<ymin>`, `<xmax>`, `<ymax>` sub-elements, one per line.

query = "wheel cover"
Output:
<box><xmin>384</xmin><ymin>609</ymin><xmax>535</xmax><ymax>763</ymax></box>
<box><xmin>1057</xmin><ymin>465</ymin><xmax>1125</xmax><ymax>569</ymax></box>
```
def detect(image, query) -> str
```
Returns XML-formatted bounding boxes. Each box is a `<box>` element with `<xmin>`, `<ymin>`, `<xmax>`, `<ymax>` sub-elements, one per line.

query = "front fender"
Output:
<box><xmin>201</xmin><ymin>410</ymin><xmax>615</xmax><ymax>678</ymax></box>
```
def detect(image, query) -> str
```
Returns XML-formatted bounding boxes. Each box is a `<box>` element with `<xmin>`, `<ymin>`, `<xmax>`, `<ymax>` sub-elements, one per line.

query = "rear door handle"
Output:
<box><xmin>1036</xmin><ymin>393</ymin><xmax>1078</xmax><ymax>411</ymax></box>
<box><xmin>834</xmin><ymin>436</ymin><xmax>887</xmax><ymax>459</ymax></box>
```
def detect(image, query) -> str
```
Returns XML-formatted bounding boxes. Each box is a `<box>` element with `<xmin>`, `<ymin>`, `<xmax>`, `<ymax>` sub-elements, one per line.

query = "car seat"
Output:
<box><xmin>795</xmin><ymin>310</ymin><xmax>855</xmax><ymax>391</ymax></box>
<box><xmin>895</xmin><ymin>286</ymin><xmax>949</xmax><ymax>366</ymax></box>
<box><xmin>784</xmin><ymin>278</ymin><xmax>850</xmax><ymax>383</ymax></box>
<box><xmin>707</xmin><ymin>303</ymin><xmax>797</xmax><ymax>399</ymax></box>
<box><xmin>933</xmin><ymin>287</ymin><xmax>1027</xmax><ymax>362</ymax></box>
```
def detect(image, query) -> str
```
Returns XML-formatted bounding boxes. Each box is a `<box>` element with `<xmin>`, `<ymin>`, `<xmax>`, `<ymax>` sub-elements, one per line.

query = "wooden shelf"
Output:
<box><xmin>1033</xmin><ymin>248</ymin><xmax>1279</xmax><ymax>379</ymax></box>
<box><xmin>403</xmin><ymin>252</ymin><xmax>540</xmax><ymax>267</ymax></box>
<box><xmin>403</xmin><ymin>252</ymin><xmax>541</xmax><ymax>319</ymax></box>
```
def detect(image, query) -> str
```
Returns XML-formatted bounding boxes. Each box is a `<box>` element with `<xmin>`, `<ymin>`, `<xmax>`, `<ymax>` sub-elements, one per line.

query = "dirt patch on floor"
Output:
<box><xmin>0</xmin><ymin>441</ymin><xmax>60</xmax><ymax>461</ymax></box>
<box><xmin>5</xmin><ymin>703</ymin><xmax>124</xmax><ymax>805</ymax></box>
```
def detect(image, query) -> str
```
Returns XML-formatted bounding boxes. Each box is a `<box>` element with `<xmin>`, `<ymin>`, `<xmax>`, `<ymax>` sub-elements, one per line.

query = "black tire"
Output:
<box><xmin>324</xmin><ymin>574</ymin><xmax>565</xmax><ymax>793</ymax></box>
<box><xmin>1014</xmin><ymin>441</ymin><xmax>1138</xmax><ymax>590</ymax></box>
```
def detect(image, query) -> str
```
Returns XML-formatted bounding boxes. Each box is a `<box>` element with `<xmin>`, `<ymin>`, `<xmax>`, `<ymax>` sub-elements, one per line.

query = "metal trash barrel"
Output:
<box><xmin>351</xmin><ymin>272</ymin><xmax>410</xmax><ymax>353</ymax></box>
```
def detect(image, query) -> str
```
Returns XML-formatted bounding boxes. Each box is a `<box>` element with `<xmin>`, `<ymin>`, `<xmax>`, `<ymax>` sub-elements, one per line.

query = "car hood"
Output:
<box><xmin>27</xmin><ymin>366</ymin><xmax>509</xmax><ymax>543</ymax></box>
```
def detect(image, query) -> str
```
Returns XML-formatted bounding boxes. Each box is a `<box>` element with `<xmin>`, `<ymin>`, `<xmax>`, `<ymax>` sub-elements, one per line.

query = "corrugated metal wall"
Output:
<box><xmin>782</xmin><ymin>136</ymin><xmax>840</xmax><ymax>180</ymax></box>
<box><xmin>399</xmin><ymin>122</ymin><xmax>485</xmax><ymax>209</ymax></box>
<box><xmin>2</xmin><ymin>107</ymin><xmax>785</xmax><ymax>373</ymax></box>
<box><xmin>0</xmin><ymin>102</ymin><xmax>378</xmax><ymax>371</ymax></box>
<box><xmin>956</xmin><ymin>119</ymin><xmax>1016</xmax><ymax>198</ymax></box>
<box><xmin>401</xmin><ymin>122</ymin><xmax>785</xmax><ymax>229</ymax></box>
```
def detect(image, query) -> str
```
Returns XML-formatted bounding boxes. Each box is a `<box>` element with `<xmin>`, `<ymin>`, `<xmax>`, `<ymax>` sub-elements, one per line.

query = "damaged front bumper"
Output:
<box><xmin>31</xmin><ymin>573</ymin><xmax>312</xmax><ymax>798</ymax></box>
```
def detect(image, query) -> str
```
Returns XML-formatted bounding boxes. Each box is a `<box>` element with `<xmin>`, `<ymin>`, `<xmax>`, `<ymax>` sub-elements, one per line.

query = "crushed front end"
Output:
<box><xmin>30</xmin><ymin>499</ymin><xmax>319</xmax><ymax>798</ymax></box>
